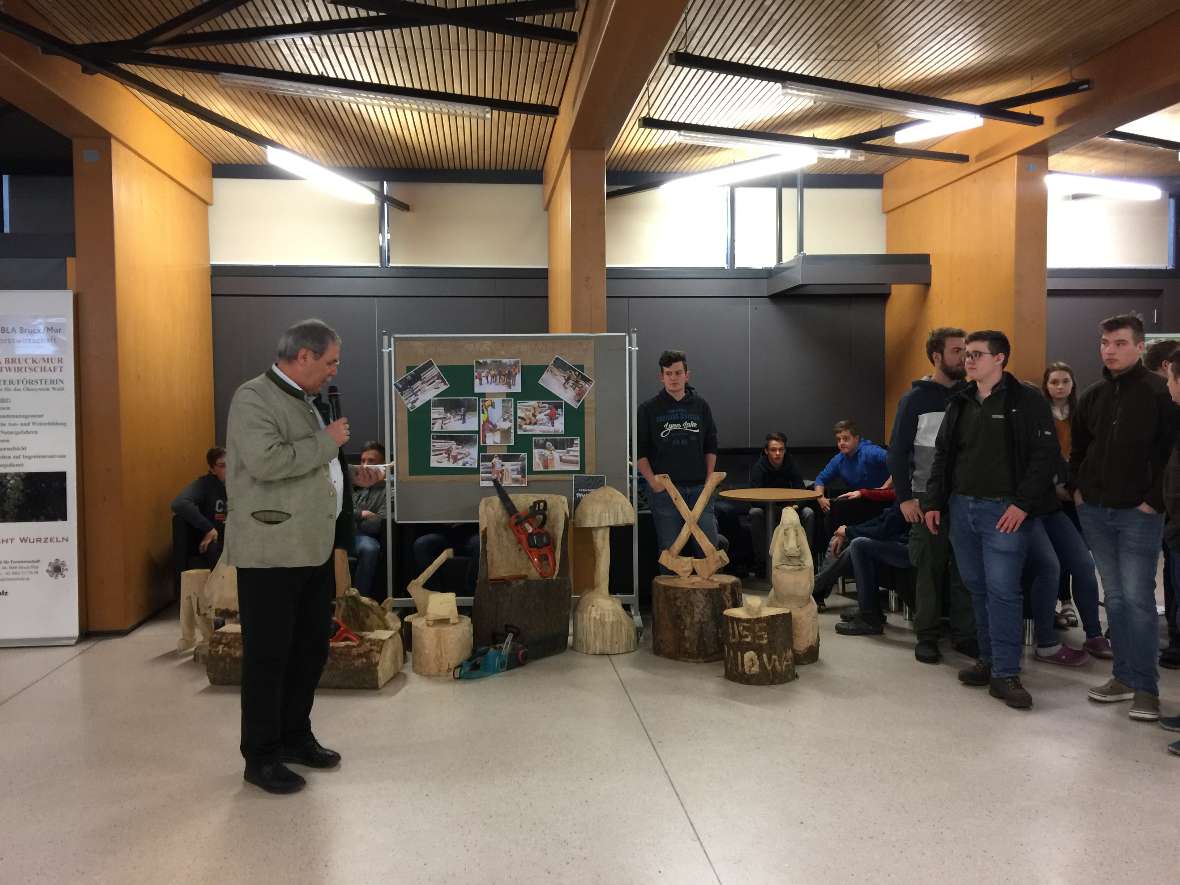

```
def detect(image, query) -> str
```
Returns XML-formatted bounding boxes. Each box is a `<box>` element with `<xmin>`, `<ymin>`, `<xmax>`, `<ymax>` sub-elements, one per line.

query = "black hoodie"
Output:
<box><xmin>636</xmin><ymin>385</ymin><xmax>719</xmax><ymax>486</ymax></box>
<box><xmin>749</xmin><ymin>451</ymin><xmax>804</xmax><ymax>489</ymax></box>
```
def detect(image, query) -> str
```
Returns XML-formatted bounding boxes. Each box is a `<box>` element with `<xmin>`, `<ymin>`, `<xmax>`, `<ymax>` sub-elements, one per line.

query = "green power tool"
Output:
<box><xmin>452</xmin><ymin>626</ymin><xmax>528</xmax><ymax>680</ymax></box>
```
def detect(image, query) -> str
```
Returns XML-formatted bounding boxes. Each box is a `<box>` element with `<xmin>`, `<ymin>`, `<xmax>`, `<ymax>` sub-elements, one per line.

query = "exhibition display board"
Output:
<box><xmin>0</xmin><ymin>290</ymin><xmax>79</xmax><ymax>646</ymax></box>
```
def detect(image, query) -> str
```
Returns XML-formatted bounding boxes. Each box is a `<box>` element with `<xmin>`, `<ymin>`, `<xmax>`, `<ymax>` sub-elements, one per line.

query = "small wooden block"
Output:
<box><xmin>424</xmin><ymin>592</ymin><xmax>460</xmax><ymax>624</ymax></box>
<box><xmin>723</xmin><ymin>605</ymin><xmax>795</xmax><ymax>685</ymax></box>
<box><xmin>409</xmin><ymin>614</ymin><xmax>473</xmax><ymax>676</ymax></box>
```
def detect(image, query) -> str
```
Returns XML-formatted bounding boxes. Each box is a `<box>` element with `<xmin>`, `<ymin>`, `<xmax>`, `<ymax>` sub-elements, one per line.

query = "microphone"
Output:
<box><xmin>328</xmin><ymin>385</ymin><xmax>342</xmax><ymax>423</ymax></box>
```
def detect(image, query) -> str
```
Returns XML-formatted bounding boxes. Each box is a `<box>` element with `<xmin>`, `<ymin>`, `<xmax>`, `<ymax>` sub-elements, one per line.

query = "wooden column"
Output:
<box><xmin>547</xmin><ymin>148</ymin><xmax>607</xmax><ymax>334</ymax></box>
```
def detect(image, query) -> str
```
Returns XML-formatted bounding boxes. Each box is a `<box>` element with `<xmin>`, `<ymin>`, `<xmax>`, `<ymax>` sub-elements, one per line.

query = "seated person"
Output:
<box><xmin>351</xmin><ymin>441</ymin><xmax>389</xmax><ymax>600</ymax></box>
<box><xmin>812</xmin><ymin>499</ymin><xmax>906</xmax><ymax>610</ymax></box>
<box><xmin>170</xmin><ymin>446</ymin><xmax>227</xmax><ymax>570</ymax></box>
<box><xmin>831</xmin><ymin>503</ymin><xmax>912</xmax><ymax>636</ymax></box>
<box><xmin>412</xmin><ymin>525</ymin><xmax>481</xmax><ymax>595</ymax></box>
<box><xmin>813</xmin><ymin>419</ymin><xmax>891</xmax><ymax>537</ymax></box>
<box><xmin>748</xmin><ymin>432</ymin><xmax>817</xmax><ymax>569</ymax></box>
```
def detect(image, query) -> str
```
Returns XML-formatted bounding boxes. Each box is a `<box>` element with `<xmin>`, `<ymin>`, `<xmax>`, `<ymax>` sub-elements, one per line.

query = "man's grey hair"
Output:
<box><xmin>276</xmin><ymin>319</ymin><xmax>341</xmax><ymax>361</ymax></box>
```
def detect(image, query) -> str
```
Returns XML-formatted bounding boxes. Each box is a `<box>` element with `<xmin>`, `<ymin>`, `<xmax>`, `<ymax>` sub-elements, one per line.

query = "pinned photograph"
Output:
<box><xmin>431</xmin><ymin>397</ymin><xmax>477</xmax><ymax>432</ymax></box>
<box><xmin>516</xmin><ymin>399</ymin><xmax>565</xmax><ymax>434</ymax></box>
<box><xmin>0</xmin><ymin>471</ymin><xmax>68</xmax><ymax>522</ymax></box>
<box><xmin>473</xmin><ymin>358</ymin><xmax>521</xmax><ymax>393</ymax></box>
<box><xmin>395</xmin><ymin>359</ymin><xmax>450</xmax><ymax>411</ymax></box>
<box><xmin>430</xmin><ymin>434</ymin><xmax>478</xmax><ymax>468</ymax></box>
<box><xmin>539</xmin><ymin>355</ymin><xmax>594</xmax><ymax>408</ymax></box>
<box><xmin>532</xmin><ymin>436</ymin><xmax>581</xmax><ymax>472</ymax></box>
<box><xmin>479</xmin><ymin>397</ymin><xmax>515</xmax><ymax>446</ymax></box>
<box><xmin>480</xmin><ymin>452</ymin><xmax>527</xmax><ymax>487</ymax></box>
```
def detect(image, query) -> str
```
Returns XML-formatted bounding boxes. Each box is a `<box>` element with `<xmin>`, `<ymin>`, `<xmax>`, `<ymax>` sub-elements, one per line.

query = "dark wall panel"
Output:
<box><xmin>501</xmin><ymin>297</ymin><xmax>548</xmax><ymax>333</ymax></box>
<box><xmin>8</xmin><ymin>176</ymin><xmax>74</xmax><ymax>235</ymax></box>
<box><xmin>0</xmin><ymin>258</ymin><xmax>69</xmax><ymax>289</ymax></box>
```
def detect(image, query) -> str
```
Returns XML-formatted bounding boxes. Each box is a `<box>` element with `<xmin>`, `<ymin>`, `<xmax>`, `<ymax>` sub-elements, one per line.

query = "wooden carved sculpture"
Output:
<box><xmin>404</xmin><ymin>548</ymin><xmax>472</xmax><ymax>676</ymax></box>
<box><xmin>656</xmin><ymin>472</ymin><xmax>729</xmax><ymax>578</ymax></box>
<box><xmin>572</xmin><ymin>486</ymin><xmax>637</xmax><ymax>654</ymax></box>
<box><xmin>406</xmin><ymin>549</ymin><xmax>460</xmax><ymax>624</ymax></box>
<box><xmin>766</xmin><ymin>507</ymin><xmax>820</xmax><ymax>664</ymax></box>
<box><xmin>722</xmin><ymin>594</ymin><xmax>796</xmax><ymax>685</ymax></box>
<box><xmin>178</xmin><ymin>568</ymin><xmax>214</xmax><ymax>658</ymax></box>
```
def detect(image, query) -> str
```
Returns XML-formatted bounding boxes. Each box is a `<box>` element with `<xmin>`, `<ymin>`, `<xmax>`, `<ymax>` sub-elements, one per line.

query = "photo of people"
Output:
<box><xmin>430</xmin><ymin>434</ymin><xmax>478</xmax><ymax>468</ymax></box>
<box><xmin>516</xmin><ymin>399</ymin><xmax>565</xmax><ymax>434</ymax></box>
<box><xmin>479</xmin><ymin>452</ymin><xmax>526</xmax><ymax>487</ymax></box>
<box><xmin>473</xmin><ymin>358</ymin><xmax>521</xmax><ymax>393</ymax></box>
<box><xmin>430</xmin><ymin>397</ymin><xmax>477</xmax><ymax>432</ymax></box>
<box><xmin>479</xmin><ymin>397</ymin><xmax>515</xmax><ymax>446</ymax></box>
<box><xmin>0</xmin><ymin>471</ymin><xmax>68</xmax><ymax>522</ymax></box>
<box><xmin>395</xmin><ymin>359</ymin><xmax>450</xmax><ymax>411</ymax></box>
<box><xmin>539</xmin><ymin>355</ymin><xmax>594</xmax><ymax>408</ymax></box>
<box><xmin>532</xmin><ymin>437</ymin><xmax>581</xmax><ymax>472</ymax></box>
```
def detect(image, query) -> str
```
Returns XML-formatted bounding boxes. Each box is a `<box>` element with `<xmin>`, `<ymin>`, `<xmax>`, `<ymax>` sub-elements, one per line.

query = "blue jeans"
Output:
<box><xmin>1041</xmin><ymin>509</ymin><xmax>1102</xmax><ymax>639</ymax></box>
<box><xmin>847</xmin><ymin>536</ymin><xmax>911</xmax><ymax>618</ymax></box>
<box><xmin>1077</xmin><ymin>503</ymin><xmax>1164</xmax><ymax>695</ymax></box>
<box><xmin>352</xmin><ymin>534</ymin><xmax>382</xmax><ymax>600</ymax></box>
<box><xmin>650</xmin><ymin>484</ymin><xmax>718</xmax><ymax>574</ymax></box>
<box><xmin>948</xmin><ymin>494</ymin><xmax>1031</xmax><ymax>678</ymax></box>
<box><xmin>1023</xmin><ymin>519</ymin><xmax>1060</xmax><ymax>648</ymax></box>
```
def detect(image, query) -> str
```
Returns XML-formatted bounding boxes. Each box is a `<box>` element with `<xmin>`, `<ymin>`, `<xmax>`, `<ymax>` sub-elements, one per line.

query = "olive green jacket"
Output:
<box><xmin>224</xmin><ymin>369</ymin><xmax>355</xmax><ymax>568</ymax></box>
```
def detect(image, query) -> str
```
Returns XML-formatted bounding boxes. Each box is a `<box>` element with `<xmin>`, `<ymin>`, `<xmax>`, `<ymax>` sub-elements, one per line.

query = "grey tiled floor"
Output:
<box><xmin>1</xmin><ymin>599</ymin><xmax>1177</xmax><ymax>885</ymax></box>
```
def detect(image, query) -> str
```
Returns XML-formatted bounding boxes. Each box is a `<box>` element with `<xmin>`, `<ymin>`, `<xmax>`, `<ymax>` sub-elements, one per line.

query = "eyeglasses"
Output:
<box><xmin>963</xmin><ymin>350</ymin><xmax>994</xmax><ymax>362</ymax></box>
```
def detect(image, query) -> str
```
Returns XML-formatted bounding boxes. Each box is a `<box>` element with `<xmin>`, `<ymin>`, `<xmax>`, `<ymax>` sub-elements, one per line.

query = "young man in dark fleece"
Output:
<box><xmin>887</xmin><ymin>327</ymin><xmax>977</xmax><ymax>665</ymax></box>
<box><xmin>171</xmin><ymin>446</ymin><xmax>228</xmax><ymax>569</ymax></box>
<box><xmin>747</xmin><ymin>432</ymin><xmax>816</xmax><ymax>569</ymax></box>
<box><xmin>637</xmin><ymin>350</ymin><xmax>720</xmax><ymax>568</ymax></box>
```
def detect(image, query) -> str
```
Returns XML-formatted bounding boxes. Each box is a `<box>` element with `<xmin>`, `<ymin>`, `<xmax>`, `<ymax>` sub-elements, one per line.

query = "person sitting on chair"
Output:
<box><xmin>831</xmin><ymin>503</ymin><xmax>912</xmax><ymax>636</ymax></box>
<box><xmin>171</xmin><ymin>446</ymin><xmax>227</xmax><ymax>569</ymax></box>
<box><xmin>351</xmin><ymin>441</ymin><xmax>389</xmax><ymax>600</ymax></box>
<box><xmin>748</xmin><ymin>432</ymin><xmax>817</xmax><ymax>570</ymax></box>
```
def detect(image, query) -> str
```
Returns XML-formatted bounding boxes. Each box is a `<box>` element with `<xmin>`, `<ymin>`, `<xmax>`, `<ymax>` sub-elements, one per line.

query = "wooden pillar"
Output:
<box><xmin>884</xmin><ymin>150</ymin><xmax>1048</xmax><ymax>428</ymax></box>
<box><xmin>547</xmin><ymin>148</ymin><xmax>607</xmax><ymax>334</ymax></box>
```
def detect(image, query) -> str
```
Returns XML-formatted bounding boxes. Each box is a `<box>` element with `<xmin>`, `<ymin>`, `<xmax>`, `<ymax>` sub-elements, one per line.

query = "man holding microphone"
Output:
<box><xmin>225</xmin><ymin>318</ymin><xmax>378</xmax><ymax>794</ymax></box>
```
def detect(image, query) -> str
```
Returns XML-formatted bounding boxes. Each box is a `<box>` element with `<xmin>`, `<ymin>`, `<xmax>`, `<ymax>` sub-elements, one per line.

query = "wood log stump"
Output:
<box><xmin>472</xmin><ymin>576</ymin><xmax>572</xmax><ymax>659</ymax></box>
<box><xmin>207</xmin><ymin>623</ymin><xmax>404</xmax><ymax>689</ymax></box>
<box><xmin>408</xmin><ymin>613</ymin><xmax>473</xmax><ymax>676</ymax></box>
<box><xmin>651</xmin><ymin>574</ymin><xmax>742</xmax><ymax>662</ymax></box>
<box><xmin>722</xmin><ymin>599</ymin><xmax>796</xmax><ymax>685</ymax></box>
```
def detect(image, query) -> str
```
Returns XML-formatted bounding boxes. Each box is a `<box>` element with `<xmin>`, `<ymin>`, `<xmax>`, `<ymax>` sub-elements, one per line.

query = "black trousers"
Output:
<box><xmin>237</xmin><ymin>559</ymin><xmax>334</xmax><ymax>763</ymax></box>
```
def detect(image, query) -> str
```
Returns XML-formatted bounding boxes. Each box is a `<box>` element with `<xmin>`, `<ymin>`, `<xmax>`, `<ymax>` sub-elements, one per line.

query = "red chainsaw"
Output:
<box><xmin>491</xmin><ymin>478</ymin><xmax>557</xmax><ymax>579</ymax></box>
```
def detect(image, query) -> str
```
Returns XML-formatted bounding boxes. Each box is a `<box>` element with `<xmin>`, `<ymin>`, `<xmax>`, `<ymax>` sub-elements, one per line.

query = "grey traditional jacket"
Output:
<box><xmin>224</xmin><ymin>369</ymin><xmax>354</xmax><ymax>568</ymax></box>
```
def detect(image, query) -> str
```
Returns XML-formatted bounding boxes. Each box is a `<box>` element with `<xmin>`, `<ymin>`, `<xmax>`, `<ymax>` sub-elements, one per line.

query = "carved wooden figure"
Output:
<box><xmin>766</xmin><ymin>507</ymin><xmax>820</xmax><ymax>664</ymax></box>
<box><xmin>178</xmin><ymin>568</ymin><xmax>213</xmax><ymax>656</ymax></box>
<box><xmin>656</xmin><ymin>472</ymin><xmax>729</xmax><ymax>578</ymax></box>
<box><xmin>723</xmin><ymin>595</ymin><xmax>796</xmax><ymax>685</ymax></box>
<box><xmin>572</xmin><ymin>486</ymin><xmax>637</xmax><ymax>654</ymax></box>
<box><xmin>407</xmin><ymin>548</ymin><xmax>460</xmax><ymax>624</ymax></box>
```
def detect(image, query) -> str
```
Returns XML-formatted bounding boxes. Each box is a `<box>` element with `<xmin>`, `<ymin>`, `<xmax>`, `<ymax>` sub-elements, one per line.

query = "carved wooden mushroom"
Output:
<box><xmin>572</xmin><ymin>486</ymin><xmax>638</xmax><ymax>654</ymax></box>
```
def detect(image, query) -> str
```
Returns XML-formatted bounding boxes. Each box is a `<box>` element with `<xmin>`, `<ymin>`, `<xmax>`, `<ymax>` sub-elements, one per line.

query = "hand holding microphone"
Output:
<box><xmin>325</xmin><ymin>384</ymin><xmax>350</xmax><ymax>446</ymax></box>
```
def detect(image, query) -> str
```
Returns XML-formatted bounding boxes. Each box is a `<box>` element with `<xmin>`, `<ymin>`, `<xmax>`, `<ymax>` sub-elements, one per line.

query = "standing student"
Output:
<box><xmin>1157</xmin><ymin>358</ymin><xmax>1180</xmax><ymax>755</ymax></box>
<box><xmin>637</xmin><ymin>350</ymin><xmax>720</xmax><ymax>566</ymax></box>
<box><xmin>1072</xmin><ymin>314</ymin><xmax>1174</xmax><ymax>721</ymax></box>
<box><xmin>924</xmin><ymin>330</ymin><xmax>1060</xmax><ymax>710</ymax></box>
<box><xmin>887</xmin><ymin>327</ymin><xmax>977</xmax><ymax>664</ymax></box>
<box><xmin>1144</xmin><ymin>340</ymin><xmax>1180</xmax><ymax>670</ymax></box>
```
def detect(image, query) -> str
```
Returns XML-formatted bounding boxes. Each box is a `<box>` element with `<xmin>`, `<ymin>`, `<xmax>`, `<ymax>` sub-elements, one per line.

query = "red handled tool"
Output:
<box><xmin>492</xmin><ymin>478</ymin><xmax>557</xmax><ymax>579</ymax></box>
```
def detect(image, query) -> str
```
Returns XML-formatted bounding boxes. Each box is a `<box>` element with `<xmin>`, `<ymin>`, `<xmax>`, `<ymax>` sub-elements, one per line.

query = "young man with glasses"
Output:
<box><xmin>1071</xmin><ymin>314</ymin><xmax>1175</xmax><ymax>721</ymax></box>
<box><xmin>171</xmin><ymin>446</ymin><xmax>228</xmax><ymax>570</ymax></box>
<box><xmin>923</xmin><ymin>331</ymin><xmax>1059</xmax><ymax>709</ymax></box>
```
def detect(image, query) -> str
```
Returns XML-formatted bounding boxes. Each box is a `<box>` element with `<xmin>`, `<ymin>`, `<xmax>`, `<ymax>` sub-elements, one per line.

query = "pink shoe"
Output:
<box><xmin>1083</xmin><ymin>636</ymin><xmax>1114</xmax><ymax>659</ymax></box>
<box><xmin>1034</xmin><ymin>645</ymin><xmax>1089</xmax><ymax>667</ymax></box>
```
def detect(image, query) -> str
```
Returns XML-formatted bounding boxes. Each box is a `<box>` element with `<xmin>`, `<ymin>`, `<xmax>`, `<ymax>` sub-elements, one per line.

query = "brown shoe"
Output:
<box><xmin>1129</xmin><ymin>691</ymin><xmax>1161</xmax><ymax>722</ymax></box>
<box><xmin>989</xmin><ymin>676</ymin><xmax>1033</xmax><ymax>709</ymax></box>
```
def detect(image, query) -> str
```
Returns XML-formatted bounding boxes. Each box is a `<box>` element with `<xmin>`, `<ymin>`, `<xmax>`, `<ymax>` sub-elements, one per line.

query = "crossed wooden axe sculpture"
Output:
<box><xmin>656</xmin><ymin>471</ymin><xmax>730</xmax><ymax>578</ymax></box>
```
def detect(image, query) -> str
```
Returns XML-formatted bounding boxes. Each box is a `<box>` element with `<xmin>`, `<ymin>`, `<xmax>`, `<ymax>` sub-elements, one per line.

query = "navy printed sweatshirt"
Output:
<box><xmin>636</xmin><ymin>386</ymin><xmax>719</xmax><ymax>486</ymax></box>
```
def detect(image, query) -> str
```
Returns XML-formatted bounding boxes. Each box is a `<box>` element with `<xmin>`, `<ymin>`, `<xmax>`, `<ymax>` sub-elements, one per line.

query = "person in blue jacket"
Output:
<box><xmin>814</xmin><ymin>420</ymin><xmax>891</xmax><ymax>538</ymax></box>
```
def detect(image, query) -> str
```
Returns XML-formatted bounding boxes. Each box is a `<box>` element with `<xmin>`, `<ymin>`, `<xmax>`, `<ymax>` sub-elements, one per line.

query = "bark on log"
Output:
<box><xmin>408</xmin><ymin>614</ymin><xmax>473</xmax><ymax>676</ymax></box>
<box><xmin>651</xmin><ymin>574</ymin><xmax>742</xmax><ymax>662</ymax></box>
<box><xmin>472</xmin><ymin>576</ymin><xmax>572</xmax><ymax>659</ymax></box>
<box><xmin>207</xmin><ymin>624</ymin><xmax>404</xmax><ymax>689</ymax></box>
<box><xmin>722</xmin><ymin>606</ymin><xmax>796</xmax><ymax>685</ymax></box>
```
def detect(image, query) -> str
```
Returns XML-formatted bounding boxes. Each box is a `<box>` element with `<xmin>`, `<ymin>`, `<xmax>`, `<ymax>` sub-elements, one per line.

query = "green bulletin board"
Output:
<box><xmin>404</xmin><ymin>363</ymin><xmax>587</xmax><ymax>477</ymax></box>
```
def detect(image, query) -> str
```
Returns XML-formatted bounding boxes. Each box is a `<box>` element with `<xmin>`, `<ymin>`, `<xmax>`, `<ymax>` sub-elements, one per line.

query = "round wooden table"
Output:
<box><xmin>719</xmin><ymin>488</ymin><xmax>821</xmax><ymax>578</ymax></box>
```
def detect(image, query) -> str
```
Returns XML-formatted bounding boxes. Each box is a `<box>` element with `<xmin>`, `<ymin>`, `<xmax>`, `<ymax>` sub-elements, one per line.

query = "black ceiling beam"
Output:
<box><xmin>329</xmin><ymin>0</ymin><xmax>577</xmax><ymax>44</ymax></box>
<box><xmin>0</xmin><ymin>12</ymin><xmax>409</xmax><ymax>211</ymax></box>
<box><xmin>1103</xmin><ymin>129</ymin><xmax>1180</xmax><ymax>152</ymax></box>
<box><xmin>640</xmin><ymin>118</ymin><xmax>970</xmax><ymax>164</ymax></box>
<box><xmin>128</xmin><ymin>0</ymin><xmax>251</xmax><ymax>48</ymax></box>
<box><xmin>845</xmin><ymin>121</ymin><xmax>912</xmax><ymax>144</ymax></box>
<box><xmin>982</xmin><ymin>79</ymin><xmax>1093</xmax><ymax>110</ymax></box>
<box><xmin>106</xmin><ymin>50</ymin><xmax>559</xmax><ymax>117</ymax></box>
<box><xmin>668</xmin><ymin>51</ymin><xmax>1043</xmax><ymax>127</ymax></box>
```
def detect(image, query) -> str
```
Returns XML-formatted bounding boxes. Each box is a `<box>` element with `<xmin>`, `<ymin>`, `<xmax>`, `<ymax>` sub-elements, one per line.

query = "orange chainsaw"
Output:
<box><xmin>492</xmin><ymin>478</ymin><xmax>557</xmax><ymax>578</ymax></box>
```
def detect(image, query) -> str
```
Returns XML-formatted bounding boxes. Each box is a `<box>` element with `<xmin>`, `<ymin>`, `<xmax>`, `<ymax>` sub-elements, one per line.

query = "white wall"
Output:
<box><xmin>1047</xmin><ymin>194</ymin><xmax>1171</xmax><ymax>268</ymax></box>
<box><xmin>606</xmin><ymin>186</ymin><xmax>729</xmax><ymax>267</ymax></box>
<box><xmin>209</xmin><ymin>178</ymin><xmax>380</xmax><ymax>265</ymax></box>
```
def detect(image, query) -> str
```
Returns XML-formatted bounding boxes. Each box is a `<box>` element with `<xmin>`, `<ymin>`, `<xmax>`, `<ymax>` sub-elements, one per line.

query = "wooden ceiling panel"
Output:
<box><xmin>1050</xmin><ymin>138</ymin><xmax>1180</xmax><ymax>179</ymax></box>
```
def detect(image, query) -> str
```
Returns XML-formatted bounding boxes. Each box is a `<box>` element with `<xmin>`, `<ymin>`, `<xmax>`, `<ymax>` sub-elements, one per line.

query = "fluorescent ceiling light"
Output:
<box><xmin>674</xmin><ymin>130</ymin><xmax>864</xmax><ymax>161</ymax></box>
<box><xmin>1044</xmin><ymin>173</ymin><xmax>1162</xmax><ymax>201</ymax></box>
<box><xmin>219</xmin><ymin>72</ymin><xmax>492</xmax><ymax>119</ymax></box>
<box><xmin>662</xmin><ymin>148</ymin><xmax>818</xmax><ymax>190</ymax></box>
<box><xmin>781</xmin><ymin>83</ymin><xmax>960</xmax><ymax>121</ymax></box>
<box><xmin>266</xmin><ymin>146</ymin><xmax>375</xmax><ymax>204</ymax></box>
<box><xmin>894</xmin><ymin>114</ymin><xmax>983</xmax><ymax>143</ymax></box>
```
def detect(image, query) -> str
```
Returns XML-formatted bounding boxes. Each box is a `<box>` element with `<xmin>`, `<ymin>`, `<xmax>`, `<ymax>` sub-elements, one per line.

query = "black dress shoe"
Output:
<box><xmin>244</xmin><ymin>761</ymin><xmax>306</xmax><ymax>795</ymax></box>
<box><xmin>835</xmin><ymin>614</ymin><xmax>884</xmax><ymax>636</ymax></box>
<box><xmin>281</xmin><ymin>738</ymin><xmax>341</xmax><ymax>769</ymax></box>
<box><xmin>1160</xmin><ymin>647</ymin><xmax>1180</xmax><ymax>670</ymax></box>
<box><xmin>914</xmin><ymin>639</ymin><xmax>942</xmax><ymax>664</ymax></box>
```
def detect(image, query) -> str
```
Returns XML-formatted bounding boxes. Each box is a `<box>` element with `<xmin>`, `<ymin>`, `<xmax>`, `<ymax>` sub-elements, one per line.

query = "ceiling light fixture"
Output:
<box><xmin>266</xmin><ymin>147</ymin><xmax>376</xmax><ymax>204</ymax></box>
<box><xmin>661</xmin><ymin>147</ymin><xmax>819</xmax><ymax>191</ymax></box>
<box><xmin>894</xmin><ymin>114</ymin><xmax>983</xmax><ymax>143</ymax></box>
<box><xmin>219</xmin><ymin>72</ymin><xmax>493</xmax><ymax>119</ymax></box>
<box><xmin>1044</xmin><ymin>173</ymin><xmax>1162</xmax><ymax>201</ymax></box>
<box><xmin>674</xmin><ymin>129</ymin><xmax>864</xmax><ymax>161</ymax></box>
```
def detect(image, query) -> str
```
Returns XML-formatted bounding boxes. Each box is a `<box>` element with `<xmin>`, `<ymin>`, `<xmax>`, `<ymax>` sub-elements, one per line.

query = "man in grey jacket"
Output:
<box><xmin>225</xmin><ymin>318</ymin><xmax>377</xmax><ymax>795</ymax></box>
